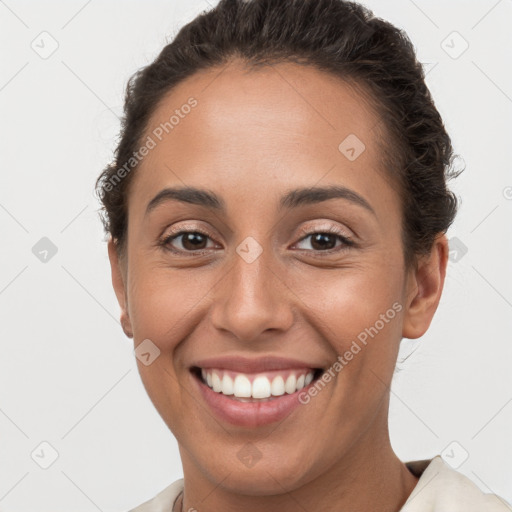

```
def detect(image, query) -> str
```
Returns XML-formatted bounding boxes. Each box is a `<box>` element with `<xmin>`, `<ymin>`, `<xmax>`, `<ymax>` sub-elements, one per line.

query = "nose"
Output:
<box><xmin>209</xmin><ymin>245</ymin><xmax>295</xmax><ymax>343</ymax></box>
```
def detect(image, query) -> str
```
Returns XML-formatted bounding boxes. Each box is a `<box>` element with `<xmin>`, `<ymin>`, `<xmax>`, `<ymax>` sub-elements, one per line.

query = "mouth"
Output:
<box><xmin>190</xmin><ymin>366</ymin><xmax>325</xmax><ymax>402</ymax></box>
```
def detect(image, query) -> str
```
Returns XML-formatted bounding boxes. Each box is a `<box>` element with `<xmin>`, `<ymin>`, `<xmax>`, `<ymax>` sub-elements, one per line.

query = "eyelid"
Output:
<box><xmin>159</xmin><ymin>220</ymin><xmax>356</xmax><ymax>255</ymax></box>
<box><xmin>158</xmin><ymin>223</ymin><xmax>218</xmax><ymax>251</ymax></box>
<box><xmin>290</xmin><ymin>225</ymin><xmax>355</xmax><ymax>254</ymax></box>
<box><xmin>160</xmin><ymin>221</ymin><xmax>215</xmax><ymax>239</ymax></box>
<box><xmin>293</xmin><ymin>221</ymin><xmax>353</xmax><ymax>241</ymax></box>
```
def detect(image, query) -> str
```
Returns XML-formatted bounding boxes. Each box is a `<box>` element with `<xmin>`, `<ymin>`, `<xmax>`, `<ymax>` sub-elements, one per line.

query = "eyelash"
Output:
<box><xmin>158</xmin><ymin>226</ymin><xmax>355</xmax><ymax>256</ymax></box>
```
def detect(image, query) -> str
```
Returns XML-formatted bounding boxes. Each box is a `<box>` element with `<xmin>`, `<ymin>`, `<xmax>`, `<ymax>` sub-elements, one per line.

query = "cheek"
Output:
<box><xmin>305</xmin><ymin>260</ymin><xmax>402</xmax><ymax>327</ymax></box>
<box><xmin>126</xmin><ymin>267</ymin><xmax>202</xmax><ymax>426</ymax></box>
<box><xmin>301</xmin><ymin>270</ymin><xmax>404</xmax><ymax>425</ymax></box>
<box><xmin>127</xmin><ymin>266</ymin><xmax>211</xmax><ymax>345</ymax></box>
<box><xmin>299</xmin><ymin>263</ymin><xmax>405</xmax><ymax>376</ymax></box>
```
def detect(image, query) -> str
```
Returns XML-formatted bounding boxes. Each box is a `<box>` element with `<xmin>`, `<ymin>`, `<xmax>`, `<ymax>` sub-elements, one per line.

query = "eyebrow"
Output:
<box><xmin>145</xmin><ymin>185</ymin><xmax>375</xmax><ymax>216</ymax></box>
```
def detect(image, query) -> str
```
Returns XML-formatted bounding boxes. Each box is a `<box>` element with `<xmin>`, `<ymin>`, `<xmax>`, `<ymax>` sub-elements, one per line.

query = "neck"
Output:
<box><xmin>178</xmin><ymin>406</ymin><xmax>419</xmax><ymax>512</ymax></box>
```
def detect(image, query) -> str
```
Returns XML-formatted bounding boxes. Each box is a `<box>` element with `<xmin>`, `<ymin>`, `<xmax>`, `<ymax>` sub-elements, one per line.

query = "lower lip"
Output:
<box><xmin>191</xmin><ymin>371</ymin><xmax>317</xmax><ymax>427</ymax></box>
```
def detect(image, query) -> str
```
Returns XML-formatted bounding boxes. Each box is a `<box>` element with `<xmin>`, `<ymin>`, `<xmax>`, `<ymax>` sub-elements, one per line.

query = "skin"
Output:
<box><xmin>108</xmin><ymin>59</ymin><xmax>449</xmax><ymax>512</ymax></box>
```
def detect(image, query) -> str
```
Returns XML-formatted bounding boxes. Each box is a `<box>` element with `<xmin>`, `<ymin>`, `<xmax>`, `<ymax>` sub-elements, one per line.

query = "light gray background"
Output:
<box><xmin>1</xmin><ymin>0</ymin><xmax>511</xmax><ymax>510</ymax></box>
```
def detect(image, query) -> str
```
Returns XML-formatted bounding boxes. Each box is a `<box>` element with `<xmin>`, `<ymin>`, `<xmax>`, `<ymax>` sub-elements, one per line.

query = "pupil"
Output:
<box><xmin>312</xmin><ymin>233</ymin><xmax>335</xmax><ymax>250</ymax></box>
<box><xmin>184</xmin><ymin>232</ymin><xmax>206</xmax><ymax>250</ymax></box>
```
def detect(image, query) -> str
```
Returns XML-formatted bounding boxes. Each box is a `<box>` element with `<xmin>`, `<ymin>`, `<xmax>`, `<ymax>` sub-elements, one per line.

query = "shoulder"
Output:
<box><xmin>401</xmin><ymin>455</ymin><xmax>511</xmax><ymax>511</ymax></box>
<box><xmin>127</xmin><ymin>478</ymin><xmax>184</xmax><ymax>512</ymax></box>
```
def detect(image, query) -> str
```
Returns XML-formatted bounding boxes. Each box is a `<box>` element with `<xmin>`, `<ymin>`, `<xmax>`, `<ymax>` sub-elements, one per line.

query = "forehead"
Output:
<box><xmin>128</xmin><ymin>60</ymin><xmax>397</xmax><ymax>218</ymax></box>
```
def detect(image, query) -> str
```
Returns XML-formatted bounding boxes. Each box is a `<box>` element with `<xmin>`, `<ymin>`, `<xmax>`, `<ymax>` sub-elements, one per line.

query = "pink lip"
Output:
<box><xmin>191</xmin><ymin>355</ymin><xmax>323</xmax><ymax>373</ymax></box>
<box><xmin>191</xmin><ymin>370</ymin><xmax>317</xmax><ymax>427</ymax></box>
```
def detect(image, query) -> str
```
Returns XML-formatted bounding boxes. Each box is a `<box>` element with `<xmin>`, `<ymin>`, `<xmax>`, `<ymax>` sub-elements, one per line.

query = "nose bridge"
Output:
<box><xmin>209</xmin><ymin>237</ymin><xmax>293</xmax><ymax>342</ymax></box>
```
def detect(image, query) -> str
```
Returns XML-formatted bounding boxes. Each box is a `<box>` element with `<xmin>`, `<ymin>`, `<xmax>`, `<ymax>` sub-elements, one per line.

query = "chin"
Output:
<box><xmin>196</xmin><ymin>445</ymin><xmax>321</xmax><ymax>496</ymax></box>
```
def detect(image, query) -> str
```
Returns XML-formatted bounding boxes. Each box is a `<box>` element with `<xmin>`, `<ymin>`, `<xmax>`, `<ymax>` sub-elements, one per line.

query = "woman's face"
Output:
<box><xmin>109</xmin><ymin>60</ymin><xmax>445</xmax><ymax>494</ymax></box>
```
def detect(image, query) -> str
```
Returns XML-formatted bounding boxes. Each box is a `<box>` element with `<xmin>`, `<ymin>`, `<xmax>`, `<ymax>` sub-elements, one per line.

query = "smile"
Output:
<box><xmin>195</xmin><ymin>367</ymin><xmax>322</xmax><ymax>400</ymax></box>
<box><xmin>190</xmin><ymin>366</ymin><xmax>324</xmax><ymax>426</ymax></box>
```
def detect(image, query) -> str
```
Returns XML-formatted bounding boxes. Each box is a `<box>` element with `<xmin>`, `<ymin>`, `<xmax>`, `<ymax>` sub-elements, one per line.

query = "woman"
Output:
<box><xmin>96</xmin><ymin>0</ymin><xmax>509</xmax><ymax>510</ymax></box>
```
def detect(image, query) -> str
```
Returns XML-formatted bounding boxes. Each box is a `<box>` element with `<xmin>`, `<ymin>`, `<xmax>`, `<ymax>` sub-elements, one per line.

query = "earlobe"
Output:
<box><xmin>401</xmin><ymin>233</ymin><xmax>449</xmax><ymax>339</ymax></box>
<box><xmin>107</xmin><ymin>237</ymin><xmax>133</xmax><ymax>339</ymax></box>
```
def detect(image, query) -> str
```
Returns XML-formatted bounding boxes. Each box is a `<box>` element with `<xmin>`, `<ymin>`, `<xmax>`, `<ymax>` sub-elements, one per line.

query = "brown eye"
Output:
<box><xmin>294</xmin><ymin>230</ymin><xmax>355</xmax><ymax>253</ymax></box>
<box><xmin>161</xmin><ymin>230</ymin><xmax>217</xmax><ymax>254</ymax></box>
<box><xmin>309</xmin><ymin>233</ymin><xmax>337</xmax><ymax>251</ymax></box>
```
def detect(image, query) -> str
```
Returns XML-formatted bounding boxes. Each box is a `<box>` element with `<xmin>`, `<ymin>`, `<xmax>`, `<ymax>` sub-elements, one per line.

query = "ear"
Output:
<box><xmin>107</xmin><ymin>237</ymin><xmax>133</xmax><ymax>339</ymax></box>
<box><xmin>402</xmin><ymin>233</ymin><xmax>449</xmax><ymax>339</ymax></box>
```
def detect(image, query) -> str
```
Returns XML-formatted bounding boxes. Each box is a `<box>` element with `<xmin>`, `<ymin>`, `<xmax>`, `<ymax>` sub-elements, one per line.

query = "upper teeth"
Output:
<box><xmin>201</xmin><ymin>369</ymin><xmax>315</xmax><ymax>398</ymax></box>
